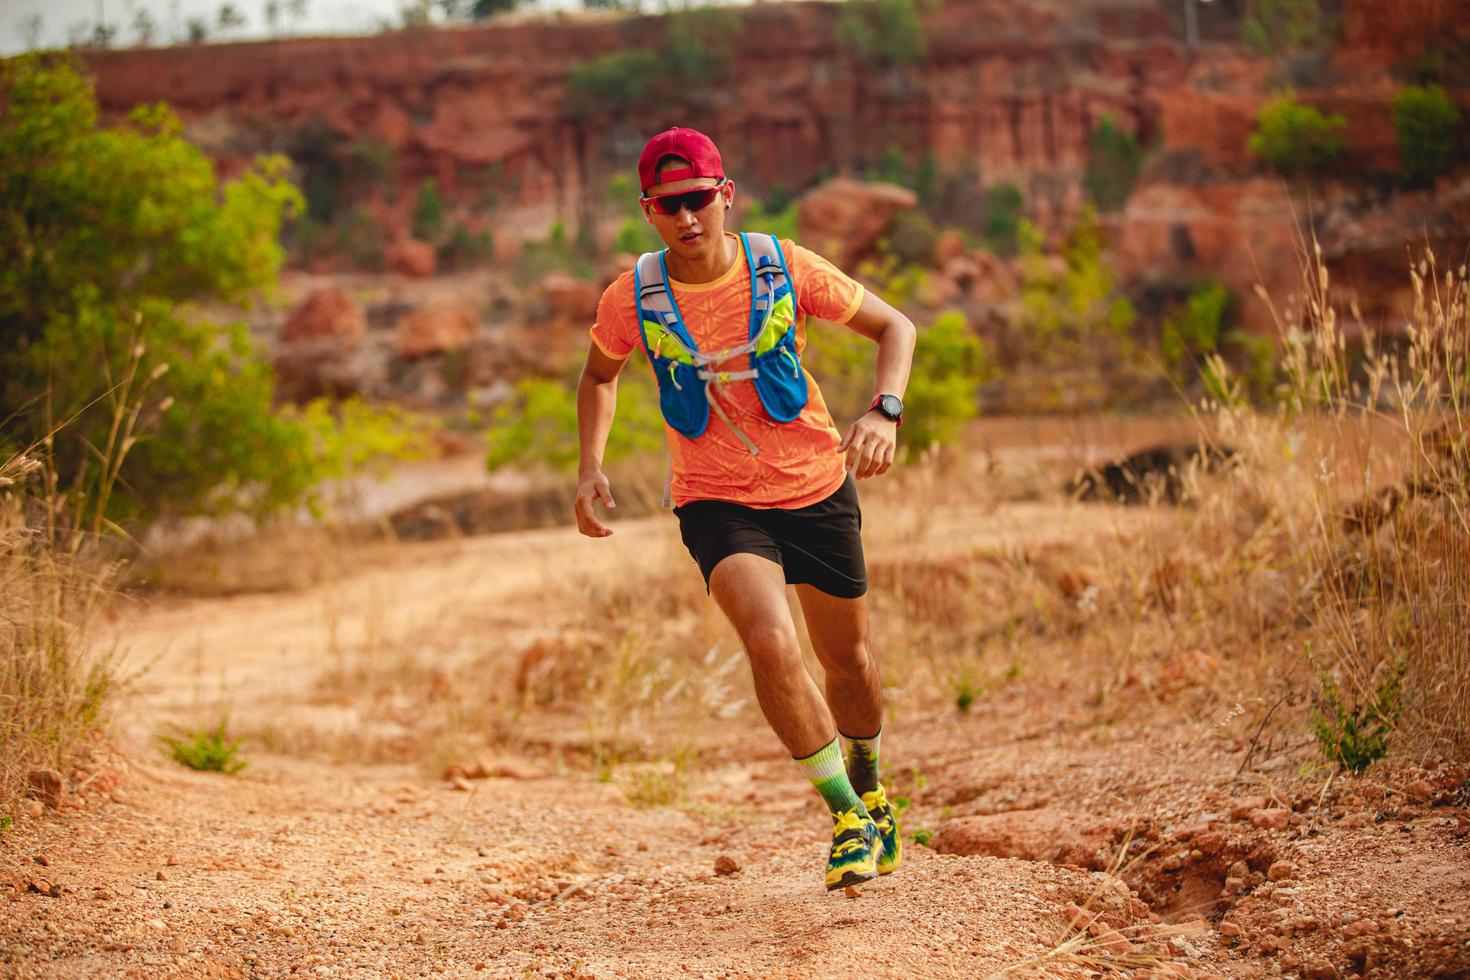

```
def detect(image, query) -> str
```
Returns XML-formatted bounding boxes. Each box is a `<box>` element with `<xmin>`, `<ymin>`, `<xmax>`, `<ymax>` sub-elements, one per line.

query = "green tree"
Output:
<box><xmin>983</xmin><ymin>183</ymin><xmax>1024</xmax><ymax>258</ymax></box>
<box><xmin>1009</xmin><ymin>208</ymin><xmax>1145</xmax><ymax>408</ymax></box>
<box><xmin>0</xmin><ymin>56</ymin><xmax>325</xmax><ymax>523</ymax></box>
<box><xmin>1241</xmin><ymin>0</ymin><xmax>1322</xmax><ymax>56</ymax></box>
<box><xmin>412</xmin><ymin>178</ymin><xmax>444</xmax><ymax>241</ymax></box>
<box><xmin>486</xmin><ymin>370</ymin><xmax>665</xmax><ymax>472</ymax></box>
<box><xmin>805</xmin><ymin>311</ymin><xmax>987</xmax><ymax>458</ymax></box>
<box><xmin>1084</xmin><ymin>115</ymin><xmax>1143</xmax><ymax>213</ymax></box>
<box><xmin>565</xmin><ymin>50</ymin><xmax>663</xmax><ymax>120</ymax></box>
<box><xmin>471</xmin><ymin>0</ymin><xmax>517</xmax><ymax>17</ymax></box>
<box><xmin>1248</xmin><ymin>90</ymin><xmax>1346</xmax><ymax>176</ymax></box>
<box><xmin>836</xmin><ymin>0</ymin><xmax>928</xmax><ymax>68</ymax></box>
<box><xmin>1393</xmin><ymin>84</ymin><xmax>1463</xmax><ymax>188</ymax></box>
<box><xmin>665</xmin><ymin>4</ymin><xmax>740</xmax><ymax>91</ymax></box>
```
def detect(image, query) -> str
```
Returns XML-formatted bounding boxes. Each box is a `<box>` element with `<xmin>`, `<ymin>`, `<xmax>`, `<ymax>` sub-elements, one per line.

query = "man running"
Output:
<box><xmin>573</xmin><ymin>127</ymin><xmax>916</xmax><ymax>892</ymax></box>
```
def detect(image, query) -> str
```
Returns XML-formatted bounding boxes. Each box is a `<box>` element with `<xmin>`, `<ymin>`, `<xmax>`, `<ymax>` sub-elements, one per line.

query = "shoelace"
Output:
<box><xmin>830</xmin><ymin>808</ymin><xmax>871</xmax><ymax>858</ymax></box>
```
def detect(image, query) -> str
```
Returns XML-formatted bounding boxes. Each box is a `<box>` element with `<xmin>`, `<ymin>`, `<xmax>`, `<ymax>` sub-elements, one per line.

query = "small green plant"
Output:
<box><xmin>1084</xmin><ymin>115</ymin><xmax>1143</xmax><ymax>213</ymax></box>
<box><xmin>1241</xmin><ymin>0</ymin><xmax>1322</xmax><ymax>57</ymax></box>
<box><xmin>1393</xmin><ymin>83</ymin><xmax>1462</xmax><ymax>187</ymax></box>
<box><xmin>911</xmin><ymin>828</ymin><xmax>934</xmax><ymax>846</ymax></box>
<box><xmin>439</xmin><ymin>222</ymin><xmax>494</xmax><ymax>270</ymax></box>
<box><xmin>954</xmin><ymin>679</ymin><xmax>976</xmax><ymax>713</ymax></box>
<box><xmin>412</xmin><ymin>179</ymin><xmax>444</xmax><ymax>241</ymax></box>
<box><xmin>742</xmin><ymin>198</ymin><xmax>800</xmax><ymax>244</ymax></box>
<box><xmin>983</xmin><ymin>182</ymin><xmax>1024</xmax><ymax>257</ymax></box>
<box><xmin>158</xmin><ymin>720</ymin><xmax>248</xmax><ymax>773</ymax></box>
<box><xmin>1248</xmin><ymin>90</ymin><xmax>1346</xmax><ymax>176</ymax></box>
<box><xmin>1311</xmin><ymin>660</ymin><xmax>1407</xmax><ymax>773</ymax></box>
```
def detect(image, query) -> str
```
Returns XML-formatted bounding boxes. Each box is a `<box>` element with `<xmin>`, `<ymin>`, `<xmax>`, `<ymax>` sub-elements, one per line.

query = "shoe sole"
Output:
<box><xmin>825</xmin><ymin>867</ymin><xmax>879</xmax><ymax>891</ymax></box>
<box><xmin>826</xmin><ymin>837</ymin><xmax>884</xmax><ymax>891</ymax></box>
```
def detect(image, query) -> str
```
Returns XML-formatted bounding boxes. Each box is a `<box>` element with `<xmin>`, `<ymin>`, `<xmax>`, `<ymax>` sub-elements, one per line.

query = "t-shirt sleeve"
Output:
<box><xmin>588</xmin><ymin>273</ymin><xmax>639</xmax><ymax>360</ymax></box>
<box><xmin>785</xmin><ymin>242</ymin><xmax>865</xmax><ymax>325</ymax></box>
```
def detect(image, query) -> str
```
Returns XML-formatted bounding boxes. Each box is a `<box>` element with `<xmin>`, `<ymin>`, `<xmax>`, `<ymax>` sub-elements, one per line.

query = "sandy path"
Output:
<box><xmin>0</xmin><ymin>498</ymin><xmax>1183</xmax><ymax>978</ymax></box>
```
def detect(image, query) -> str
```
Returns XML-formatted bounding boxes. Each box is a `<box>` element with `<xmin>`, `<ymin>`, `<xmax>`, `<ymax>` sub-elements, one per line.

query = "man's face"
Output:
<box><xmin>641</xmin><ymin>164</ymin><xmax>735</xmax><ymax>261</ymax></box>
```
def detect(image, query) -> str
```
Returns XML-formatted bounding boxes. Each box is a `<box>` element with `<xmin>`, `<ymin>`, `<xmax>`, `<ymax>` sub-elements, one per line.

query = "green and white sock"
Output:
<box><xmin>841</xmin><ymin>728</ymin><xmax>881</xmax><ymax>795</ymax></box>
<box><xmin>794</xmin><ymin>738</ymin><xmax>865</xmax><ymax>816</ymax></box>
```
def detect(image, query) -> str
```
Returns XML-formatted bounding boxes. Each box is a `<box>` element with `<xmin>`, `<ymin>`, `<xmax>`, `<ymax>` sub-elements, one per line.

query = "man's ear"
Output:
<box><xmin>641</xmin><ymin>201</ymin><xmax>654</xmax><ymax>224</ymax></box>
<box><xmin>723</xmin><ymin>179</ymin><xmax>736</xmax><ymax>210</ymax></box>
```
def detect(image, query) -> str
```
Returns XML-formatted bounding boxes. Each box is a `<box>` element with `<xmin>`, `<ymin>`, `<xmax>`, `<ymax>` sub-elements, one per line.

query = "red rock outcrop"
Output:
<box><xmin>79</xmin><ymin>0</ymin><xmax>1191</xmax><ymax>218</ymax></box>
<box><xmin>394</xmin><ymin>304</ymin><xmax>478</xmax><ymax>359</ymax></box>
<box><xmin>387</xmin><ymin>239</ymin><xmax>437</xmax><ymax>279</ymax></box>
<box><xmin>280</xmin><ymin>286</ymin><xmax>365</xmax><ymax>346</ymax></box>
<box><xmin>796</xmin><ymin>179</ymin><xmax>919</xmax><ymax>270</ymax></box>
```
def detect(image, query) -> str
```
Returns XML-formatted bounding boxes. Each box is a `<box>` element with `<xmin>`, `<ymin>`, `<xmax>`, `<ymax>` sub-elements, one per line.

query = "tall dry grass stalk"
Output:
<box><xmin>1201</xmin><ymin>237</ymin><xmax>1468</xmax><ymax>761</ymax></box>
<box><xmin>0</xmin><ymin>451</ymin><xmax>121</xmax><ymax>818</ymax></box>
<box><xmin>0</xmin><ymin>336</ymin><xmax>163</xmax><ymax>817</ymax></box>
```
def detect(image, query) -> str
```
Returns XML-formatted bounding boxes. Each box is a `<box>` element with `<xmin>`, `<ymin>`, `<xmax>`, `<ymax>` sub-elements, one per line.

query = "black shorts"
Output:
<box><xmin>672</xmin><ymin>475</ymin><xmax>867</xmax><ymax>599</ymax></box>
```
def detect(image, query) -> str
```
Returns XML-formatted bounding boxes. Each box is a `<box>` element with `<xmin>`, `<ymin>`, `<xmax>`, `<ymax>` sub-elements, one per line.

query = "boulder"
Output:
<box><xmin>394</xmin><ymin>304</ymin><xmax>477</xmax><ymax>359</ymax></box>
<box><xmin>795</xmin><ymin>178</ymin><xmax>918</xmax><ymax>269</ymax></box>
<box><xmin>272</xmin><ymin>341</ymin><xmax>378</xmax><ymax>402</ymax></box>
<box><xmin>280</xmin><ymin>287</ymin><xmax>365</xmax><ymax>347</ymax></box>
<box><xmin>537</xmin><ymin>272</ymin><xmax>601</xmax><ymax>324</ymax></box>
<box><xmin>387</xmin><ymin>238</ymin><xmax>436</xmax><ymax>279</ymax></box>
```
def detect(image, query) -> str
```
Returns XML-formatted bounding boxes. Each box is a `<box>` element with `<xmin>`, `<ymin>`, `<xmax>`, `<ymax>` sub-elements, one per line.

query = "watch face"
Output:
<box><xmin>878</xmin><ymin>394</ymin><xmax>903</xmax><ymax>419</ymax></box>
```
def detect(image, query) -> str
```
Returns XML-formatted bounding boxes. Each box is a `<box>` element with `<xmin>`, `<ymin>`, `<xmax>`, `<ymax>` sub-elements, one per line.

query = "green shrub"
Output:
<box><xmin>983</xmin><ymin>183</ymin><xmax>1023</xmax><ymax>258</ymax></box>
<box><xmin>665</xmin><ymin>4</ymin><xmax>740</xmax><ymax>90</ymax></box>
<box><xmin>0</xmin><ymin>56</ymin><xmax>345</xmax><ymax>525</ymax></box>
<box><xmin>566</xmin><ymin>50</ymin><xmax>663</xmax><ymax>119</ymax></box>
<box><xmin>412</xmin><ymin>178</ymin><xmax>444</xmax><ymax>241</ymax></box>
<box><xmin>1161</xmin><ymin>283</ymin><xmax>1230</xmax><ymax>366</ymax></box>
<box><xmin>158</xmin><ymin>720</ymin><xmax>247</xmax><ymax>773</ymax></box>
<box><xmin>1248</xmin><ymin>90</ymin><xmax>1346</xmax><ymax>176</ymax></box>
<box><xmin>347</xmin><ymin>138</ymin><xmax>397</xmax><ymax>184</ymax></box>
<box><xmin>519</xmin><ymin>220</ymin><xmax>595</xmax><ymax>281</ymax></box>
<box><xmin>337</xmin><ymin>207</ymin><xmax>385</xmax><ymax>271</ymax></box>
<box><xmin>903</xmin><ymin>311</ymin><xmax>987</xmax><ymax>453</ymax></box>
<box><xmin>805</xmin><ymin>309</ymin><xmax>986</xmax><ymax>458</ymax></box>
<box><xmin>887</xmin><ymin>211</ymin><xmax>938</xmax><ymax>267</ymax></box>
<box><xmin>1242</xmin><ymin>0</ymin><xmax>1322</xmax><ymax>57</ymax></box>
<box><xmin>1085</xmin><ymin>115</ymin><xmax>1143</xmax><ymax>212</ymax></box>
<box><xmin>836</xmin><ymin>0</ymin><xmax>928</xmax><ymax>68</ymax></box>
<box><xmin>613</xmin><ymin>218</ymin><xmax>661</xmax><ymax>256</ymax></box>
<box><xmin>439</xmin><ymin>222</ymin><xmax>494</xmax><ymax>270</ymax></box>
<box><xmin>742</xmin><ymin>199</ymin><xmax>800</xmax><ymax>244</ymax></box>
<box><xmin>1312</xmin><ymin>660</ymin><xmax>1407</xmax><ymax>772</ymax></box>
<box><xmin>486</xmin><ymin>368</ymin><xmax>665</xmax><ymax>472</ymax></box>
<box><xmin>1393</xmin><ymin>84</ymin><xmax>1463</xmax><ymax>187</ymax></box>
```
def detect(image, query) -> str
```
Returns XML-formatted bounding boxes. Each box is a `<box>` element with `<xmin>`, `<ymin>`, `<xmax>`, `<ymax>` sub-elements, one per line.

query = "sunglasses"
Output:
<box><xmin>640</xmin><ymin>179</ymin><xmax>727</xmax><ymax>216</ymax></box>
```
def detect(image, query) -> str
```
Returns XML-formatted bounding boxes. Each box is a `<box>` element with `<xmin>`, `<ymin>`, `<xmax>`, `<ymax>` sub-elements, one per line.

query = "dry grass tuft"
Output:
<box><xmin>0</xmin><ymin>450</ymin><xmax>122</xmax><ymax>820</ymax></box>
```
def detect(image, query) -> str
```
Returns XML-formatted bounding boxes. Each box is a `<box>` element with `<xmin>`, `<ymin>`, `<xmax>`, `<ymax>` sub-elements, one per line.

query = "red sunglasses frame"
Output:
<box><xmin>640</xmin><ymin>179</ymin><xmax>728</xmax><ymax>216</ymax></box>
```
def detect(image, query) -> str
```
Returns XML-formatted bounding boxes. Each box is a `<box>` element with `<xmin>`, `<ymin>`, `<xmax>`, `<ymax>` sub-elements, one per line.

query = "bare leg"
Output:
<box><xmin>708</xmin><ymin>554</ymin><xmax>835</xmax><ymax>757</ymax></box>
<box><xmin>794</xmin><ymin>585</ymin><xmax>882</xmax><ymax>740</ymax></box>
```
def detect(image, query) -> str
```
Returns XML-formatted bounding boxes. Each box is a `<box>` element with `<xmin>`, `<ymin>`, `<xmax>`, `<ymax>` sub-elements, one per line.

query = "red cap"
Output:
<box><xmin>637</xmin><ymin>127</ymin><xmax>724</xmax><ymax>193</ymax></box>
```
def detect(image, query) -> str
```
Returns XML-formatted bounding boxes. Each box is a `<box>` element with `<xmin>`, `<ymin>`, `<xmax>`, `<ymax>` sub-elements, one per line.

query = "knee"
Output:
<box><xmin>741</xmin><ymin>622</ymin><xmax>802</xmax><ymax>671</ymax></box>
<box><xmin>823</xmin><ymin>640</ymin><xmax>875</xmax><ymax>680</ymax></box>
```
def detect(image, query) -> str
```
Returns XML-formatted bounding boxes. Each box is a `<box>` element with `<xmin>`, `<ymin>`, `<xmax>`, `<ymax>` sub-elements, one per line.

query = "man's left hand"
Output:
<box><xmin>838</xmin><ymin>411</ymin><xmax>897</xmax><ymax>479</ymax></box>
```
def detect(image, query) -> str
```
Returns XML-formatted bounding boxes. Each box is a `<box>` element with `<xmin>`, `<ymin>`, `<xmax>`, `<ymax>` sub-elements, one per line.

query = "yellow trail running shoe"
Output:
<box><xmin>861</xmin><ymin>784</ymin><xmax>902</xmax><ymax>875</ymax></box>
<box><xmin>825</xmin><ymin>806</ymin><xmax>882</xmax><ymax>891</ymax></box>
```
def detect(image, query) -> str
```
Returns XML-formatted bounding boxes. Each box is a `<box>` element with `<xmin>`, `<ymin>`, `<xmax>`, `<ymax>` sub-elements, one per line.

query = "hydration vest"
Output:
<box><xmin>634</xmin><ymin>233</ymin><xmax>808</xmax><ymax>457</ymax></box>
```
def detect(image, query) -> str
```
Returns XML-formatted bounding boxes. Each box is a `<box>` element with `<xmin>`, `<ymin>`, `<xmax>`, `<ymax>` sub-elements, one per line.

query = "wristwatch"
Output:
<box><xmin>869</xmin><ymin>393</ymin><xmax>904</xmax><ymax>426</ymax></box>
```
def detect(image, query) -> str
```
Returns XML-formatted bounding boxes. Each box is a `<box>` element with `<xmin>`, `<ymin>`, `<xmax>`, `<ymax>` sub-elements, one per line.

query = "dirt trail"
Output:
<box><xmin>5</xmin><ymin>488</ymin><xmax>1468</xmax><ymax>978</ymax></box>
<box><xmin>4</xmin><ymin>498</ymin><xmax>1178</xmax><ymax>979</ymax></box>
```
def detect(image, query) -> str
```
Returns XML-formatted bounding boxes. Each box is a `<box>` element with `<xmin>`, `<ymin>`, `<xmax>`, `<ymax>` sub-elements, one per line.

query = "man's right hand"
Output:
<box><xmin>574</xmin><ymin>472</ymin><xmax>617</xmax><ymax>538</ymax></box>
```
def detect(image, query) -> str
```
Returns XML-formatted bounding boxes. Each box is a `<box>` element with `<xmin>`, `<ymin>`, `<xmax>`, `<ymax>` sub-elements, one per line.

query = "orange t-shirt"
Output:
<box><xmin>590</xmin><ymin>234</ymin><xmax>865</xmax><ymax>509</ymax></box>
